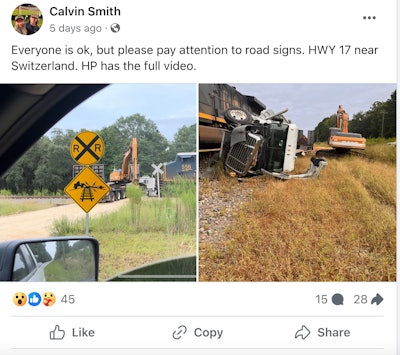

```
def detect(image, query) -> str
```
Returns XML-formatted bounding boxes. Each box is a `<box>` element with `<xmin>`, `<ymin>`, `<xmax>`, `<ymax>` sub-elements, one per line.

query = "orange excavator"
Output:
<box><xmin>327</xmin><ymin>105</ymin><xmax>366</xmax><ymax>151</ymax></box>
<box><xmin>109</xmin><ymin>138</ymin><xmax>138</xmax><ymax>183</ymax></box>
<box><xmin>106</xmin><ymin>138</ymin><xmax>138</xmax><ymax>201</ymax></box>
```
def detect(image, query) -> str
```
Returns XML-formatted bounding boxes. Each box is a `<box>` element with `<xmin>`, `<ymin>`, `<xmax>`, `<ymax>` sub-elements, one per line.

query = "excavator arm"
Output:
<box><xmin>336</xmin><ymin>105</ymin><xmax>349</xmax><ymax>133</ymax></box>
<box><xmin>110</xmin><ymin>138</ymin><xmax>138</xmax><ymax>183</ymax></box>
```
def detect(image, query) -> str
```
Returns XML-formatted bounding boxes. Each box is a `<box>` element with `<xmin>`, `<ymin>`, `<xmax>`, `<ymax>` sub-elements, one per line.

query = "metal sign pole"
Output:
<box><xmin>157</xmin><ymin>172</ymin><xmax>160</xmax><ymax>198</ymax></box>
<box><xmin>86</xmin><ymin>213</ymin><xmax>89</xmax><ymax>235</ymax></box>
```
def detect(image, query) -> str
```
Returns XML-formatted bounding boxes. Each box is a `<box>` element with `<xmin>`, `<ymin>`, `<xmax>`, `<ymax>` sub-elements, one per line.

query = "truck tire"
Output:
<box><xmin>223</xmin><ymin>106</ymin><xmax>253</xmax><ymax>125</ymax></box>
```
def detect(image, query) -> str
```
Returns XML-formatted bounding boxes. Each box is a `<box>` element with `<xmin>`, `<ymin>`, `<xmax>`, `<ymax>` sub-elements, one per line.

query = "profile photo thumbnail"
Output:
<box><xmin>12</xmin><ymin>3</ymin><xmax>42</xmax><ymax>35</ymax></box>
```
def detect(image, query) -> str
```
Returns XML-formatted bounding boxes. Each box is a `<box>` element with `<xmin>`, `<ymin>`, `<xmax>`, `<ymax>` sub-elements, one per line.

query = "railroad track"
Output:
<box><xmin>0</xmin><ymin>195</ymin><xmax>70</xmax><ymax>200</ymax></box>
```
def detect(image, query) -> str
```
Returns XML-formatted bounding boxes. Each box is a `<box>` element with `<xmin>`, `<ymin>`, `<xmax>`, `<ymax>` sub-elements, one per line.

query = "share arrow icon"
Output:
<box><xmin>371</xmin><ymin>293</ymin><xmax>384</xmax><ymax>305</ymax></box>
<box><xmin>295</xmin><ymin>325</ymin><xmax>311</xmax><ymax>340</ymax></box>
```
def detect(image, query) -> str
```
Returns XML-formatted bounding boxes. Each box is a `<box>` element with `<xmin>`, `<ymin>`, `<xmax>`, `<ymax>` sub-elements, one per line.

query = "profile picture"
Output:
<box><xmin>12</xmin><ymin>4</ymin><xmax>42</xmax><ymax>35</ymax></box>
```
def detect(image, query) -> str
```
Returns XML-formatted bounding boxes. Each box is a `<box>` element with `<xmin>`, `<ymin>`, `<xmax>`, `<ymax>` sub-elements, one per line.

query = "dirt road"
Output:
<box><xmin>0</xmin><ymin>199</ymin><xmax>129</xmax><ymax>241</ymax></box>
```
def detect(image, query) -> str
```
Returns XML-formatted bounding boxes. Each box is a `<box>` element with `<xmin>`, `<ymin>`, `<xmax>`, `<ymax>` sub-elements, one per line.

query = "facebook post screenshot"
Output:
<box><xmin>0</xmin><ymin>0</ymin><xmax>398</xmax><ymax>354</ymax></box>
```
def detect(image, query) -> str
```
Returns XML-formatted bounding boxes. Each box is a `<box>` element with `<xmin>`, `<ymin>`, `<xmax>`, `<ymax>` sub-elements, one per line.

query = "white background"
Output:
<box><xmin>0</xmin><ymin>0</ymin><xmax>397</xmax><ymax>83</ymax></box>
<box><xmin>0</xmin><ymin>0</ymin><xmax>398</xmax><ymax>354</ymax></box>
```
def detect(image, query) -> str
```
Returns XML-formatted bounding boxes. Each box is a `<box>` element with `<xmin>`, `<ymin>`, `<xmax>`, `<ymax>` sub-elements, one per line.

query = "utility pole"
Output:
<box><xmin>381</xmin><ymin>111</ymin><xmax>386</xmax><ymax>137</ymax></box>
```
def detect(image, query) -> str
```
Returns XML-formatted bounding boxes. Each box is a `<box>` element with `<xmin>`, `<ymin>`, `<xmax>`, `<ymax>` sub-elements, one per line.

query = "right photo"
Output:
<box><xmin>198</xmin><ymin>83</ymin><xmax>396</xmax><ymax>282</ymax></box>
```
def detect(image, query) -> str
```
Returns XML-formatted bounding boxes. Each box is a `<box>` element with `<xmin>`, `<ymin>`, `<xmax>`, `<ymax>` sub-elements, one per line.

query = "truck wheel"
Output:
<box><xmin>224</xmin><ymin>106</ymin><xmax>253</xmax><ymax>125</ymax></box>
<box><xmin>115</xmin><ymin>191</ymin><xmax>121</xmax><ymax>200</ymax></box>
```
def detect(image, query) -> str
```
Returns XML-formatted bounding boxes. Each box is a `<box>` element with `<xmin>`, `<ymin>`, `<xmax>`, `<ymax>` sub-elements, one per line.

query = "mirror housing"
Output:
<box><xmin>105</xmin><ymin>255</ymin><xmax>196</xmax><ymax>282</ymax></box>
<box><xmin>0</xmin><ymin>236</ymin><xmax>99</xmax><ymax>282</ymax></box>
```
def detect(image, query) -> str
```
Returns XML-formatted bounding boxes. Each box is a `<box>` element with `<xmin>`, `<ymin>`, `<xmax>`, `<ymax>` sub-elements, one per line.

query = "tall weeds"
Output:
<box><xmin>51</xmin><ymin>179</ymin><xmax>196</xmax><ymax>280</ymax></box>
<box><xmin>52</xmin><ymin>180</ymin><xmax>196</xmax><ymax>236</ymax></box>
<box><xmin>200</xmin><ymin>142</ymin><xmax>396</xmax><ymax>282</ymax></box>
<box><xmin>125</xmin><ymin>178</ymin><xmax>196</xmax><ymax>235</ymax></box>
<box><xmin>127</xmin><ymin>184</ymin><xmax>144</xmax><ymax>228</ymax></box>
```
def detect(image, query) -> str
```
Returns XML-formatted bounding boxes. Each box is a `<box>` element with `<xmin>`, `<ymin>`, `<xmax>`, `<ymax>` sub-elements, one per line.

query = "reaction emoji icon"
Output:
<box><xmin>13</xmin><ymin>292</ymin><xmax>27</xmax><ymax>306</ymax></box>
<box><xmin>43</xmin><ymin>292</ymin><xmax>56</xmax><ymax>307</ymax></box>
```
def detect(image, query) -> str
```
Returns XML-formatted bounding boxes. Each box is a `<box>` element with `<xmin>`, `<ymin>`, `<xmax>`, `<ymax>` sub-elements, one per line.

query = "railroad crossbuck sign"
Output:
<box><xmin>70</xmin><ymin>131</ymin><xmax>105</xmax><ymax>165</ymax></box>
<box><xmin>152</xmin><ymin>163</ymin><xmax>163</xmax><ymax>175</ymax></box>
<box><xmin>64</xmin><ymin>166</ymin><xmax>110</xmax><ymax>213</ymax></box>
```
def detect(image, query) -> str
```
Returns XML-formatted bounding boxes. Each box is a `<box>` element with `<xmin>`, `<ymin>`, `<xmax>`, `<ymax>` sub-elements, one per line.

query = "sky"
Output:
<box><xmin>51</xmin><ymin>83</ymin><xmax>396</xmax><ymax>141</ymax></box>
<box><xmin>50</xmin><ymin>84</ymin><xmax>197</xmax><ymax>141</ymax></box>
<box><xmin>229</xmin><ymin>84</ymin><xmax>396</xmax><ymax>134</ymax></box>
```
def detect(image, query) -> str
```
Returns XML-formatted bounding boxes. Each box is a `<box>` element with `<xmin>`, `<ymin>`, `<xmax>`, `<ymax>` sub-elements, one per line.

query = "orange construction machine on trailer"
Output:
<box><xmin>105</xmin><ymin>137</ymin><xmax>138</xmax><ymax>201</ymax></box>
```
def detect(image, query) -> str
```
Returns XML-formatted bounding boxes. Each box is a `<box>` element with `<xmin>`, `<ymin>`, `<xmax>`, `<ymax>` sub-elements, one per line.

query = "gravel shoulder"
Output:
<box><xmin>199</xmin><ymin>177</ymin><xmax>260</xmax><ymax>248</ymax></box>
<box><xmin>0</xmin><ymin>199</ymin><xmax>129</xmax><ymax>241</ymax></box>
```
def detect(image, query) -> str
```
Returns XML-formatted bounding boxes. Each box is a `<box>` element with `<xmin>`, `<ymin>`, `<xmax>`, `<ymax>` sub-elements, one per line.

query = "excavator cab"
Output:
<box><xmin>109</xmin><ymin>168</ymin><xmax>123</xmax><ymax>182</ymax></box>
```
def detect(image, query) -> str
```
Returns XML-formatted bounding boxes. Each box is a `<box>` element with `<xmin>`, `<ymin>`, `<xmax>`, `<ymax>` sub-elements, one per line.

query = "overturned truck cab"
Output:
<box><xmin>213</xmin><ymin>106</ymin><xmax>327</xmax><ymax>180</ymax></box>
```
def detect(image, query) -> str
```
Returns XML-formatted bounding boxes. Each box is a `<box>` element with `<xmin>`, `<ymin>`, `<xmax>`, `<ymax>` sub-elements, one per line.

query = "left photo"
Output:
<box><xmin>0</xmin><ymin>84</ymin><xmax>197</xmax><ymax>282</ymax></box>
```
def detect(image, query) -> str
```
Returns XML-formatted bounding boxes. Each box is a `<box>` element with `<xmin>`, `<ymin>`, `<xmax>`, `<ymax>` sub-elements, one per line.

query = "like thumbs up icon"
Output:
<box><xmin>49</xmin><ymin>325</ymin><xmax>65</xmax><ymax>340</ymax></box>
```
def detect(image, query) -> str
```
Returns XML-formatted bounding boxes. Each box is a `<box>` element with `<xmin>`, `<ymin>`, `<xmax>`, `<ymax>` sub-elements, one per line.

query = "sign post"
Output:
<box><xmin>152</xmin><ymin>163</ymin><xmax>163</xmax><ymax>198</ymax></box>
<box><xmin>65</xmin><ymin>131</ymin><xmax>108</xmax><ymax>235</ymax></box>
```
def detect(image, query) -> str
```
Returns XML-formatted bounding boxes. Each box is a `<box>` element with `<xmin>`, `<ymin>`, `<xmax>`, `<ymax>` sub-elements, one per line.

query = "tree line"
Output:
<box><xmin>0</xmin><ymin>114</ymin><xmax>196</xmax><ymax>195</ymax></box>
<box><xmin>314</xmin><ymin>91</ymin><xmax>396</xmax><ymax>142</ymax></box>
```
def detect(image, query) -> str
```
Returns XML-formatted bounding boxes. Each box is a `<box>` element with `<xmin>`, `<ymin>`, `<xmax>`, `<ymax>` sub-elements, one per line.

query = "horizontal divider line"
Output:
<box><xmin>11</xmin><ymin>315</ymin><xmax>385</xmax><ymax>318</ymax></box>
<box><xmin>12</xmin><ymin>347</ymin><xmax>385</xmax><ymax>351</ymax></box>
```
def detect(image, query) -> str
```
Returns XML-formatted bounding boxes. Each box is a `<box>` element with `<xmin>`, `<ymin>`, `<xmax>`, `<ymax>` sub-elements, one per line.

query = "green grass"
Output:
<box><xmin>52</xmin><ymin>181</ymin><xmax>196</xmax><ymax>281</ymax></box>
<box><xmin>97</xmin><ymin>231</ymin><xmax>194</xmax><ymax>281</ymax></box>
<box><xmin>0</xmin><ymin>200</ymin><xmax>53</xmax><ymax>216</ymax></box>
<box><xmin>44</xmin><ymin>255</ymin><xmax>95</xmax><ymax>281</ymax></box>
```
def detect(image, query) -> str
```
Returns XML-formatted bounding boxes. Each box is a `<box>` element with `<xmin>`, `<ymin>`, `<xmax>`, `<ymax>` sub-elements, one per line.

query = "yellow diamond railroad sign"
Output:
<box><xmin>70</xmin><ymin>131</ymin><xmax>105</xmax><ymax>165</ymax></box>
<box><xmin>64</xmin><ymin>166</ymin><xmax>110</xmax><ymax>213</ymax></box>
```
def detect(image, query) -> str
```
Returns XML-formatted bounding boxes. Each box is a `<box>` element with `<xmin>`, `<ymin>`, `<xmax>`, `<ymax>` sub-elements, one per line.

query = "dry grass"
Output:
<box><xmin>200</xmin><ymin>145</ymin><xmax>396</xmax><ymax>281</ymax></box>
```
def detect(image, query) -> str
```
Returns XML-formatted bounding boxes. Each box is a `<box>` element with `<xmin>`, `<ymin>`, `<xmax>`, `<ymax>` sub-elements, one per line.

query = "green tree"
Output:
<box><xmin>0</xmin><ymin>113</ymin><xmax>197</xmax><ymax>194</ymax></box>
<box><xmin>34</xmin><ymin>144</ymin><xmax>74</xmax><ymax>194</ymax></box>
<box><xmin>380</xmin><ymin>91</ymin><xmax>396</xmax><ymax>138</ymax></box>
<box><xmin>314</xmin><ymin>115</ymin><xmax>336</xmax><ymax>142</ymax></box>
<box><xmin>315</xmin><ymin>90</ymin><xmax>396</xmax><ymax>140</ymax></box>
<box><xmin>98</xmin><ymin>125</ymin><xmax>127</xmax><ymax>179</ymax></box>
<box><xmin>50</xmin><ymin>128</ymin><xmax>77</xmax><ymax>146</ymax></box>
<box><xmin>3</xmin><ymin>164</ymin><xmax>24</xmax><ymax>194</ymax></box>
<box><xmin>26</xmin><ymin>129</ymin><xmax>77</xmax><ymax>194</ymax></box>
<box><xmin>54</xmin><ymin>241</ymin><xmax>72</xmax><ymax>266</ymax></box>
<box><xmin>1</xmin><ymin>136</ymin><xmax>52</xmax><ymax>194</ymax></box>
<box><xmin>110</xmin><ymin>114</ymin><xmax>170</xmax><ymax>175</ymax></box>
<box><xmin>168</xmin><ymin>124</ymin><xmax>196</xmax><ymax>159</ymax></box>
<box><xmin>29</xmin><ymin>242</ymin><xmax>53</xmax><ymax>263</ymax></box>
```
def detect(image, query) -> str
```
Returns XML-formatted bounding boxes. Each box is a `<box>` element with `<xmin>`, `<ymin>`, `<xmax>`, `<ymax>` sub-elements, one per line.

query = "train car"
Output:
<box><xmin>199</xmin><ymin>84</ymin><xmax>266</xmax><ymax>151</ymax></box>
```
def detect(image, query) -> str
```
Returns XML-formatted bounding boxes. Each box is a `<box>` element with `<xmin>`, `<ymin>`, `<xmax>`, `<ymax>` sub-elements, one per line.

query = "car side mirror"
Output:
<box><xmin>0</xmin><ymin>237</ymin><xmax>99</xmax><ymax>282</ymax></box>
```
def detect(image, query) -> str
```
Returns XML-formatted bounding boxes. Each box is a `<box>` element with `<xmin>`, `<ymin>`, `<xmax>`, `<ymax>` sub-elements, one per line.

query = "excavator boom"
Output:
<box><xmin>336</xmin><ymin>105</ymin><xmax>349</xmax><ymax>133</ymax></box>
<box><xmin>104</xmin><ymin>137</ymin><xmax>139</xmax><ymax>202</ymax></box>
<box><xmin>109</xmin><ymin>138</ymin><xmax>138</xmax><ymax>183</ymax></box>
